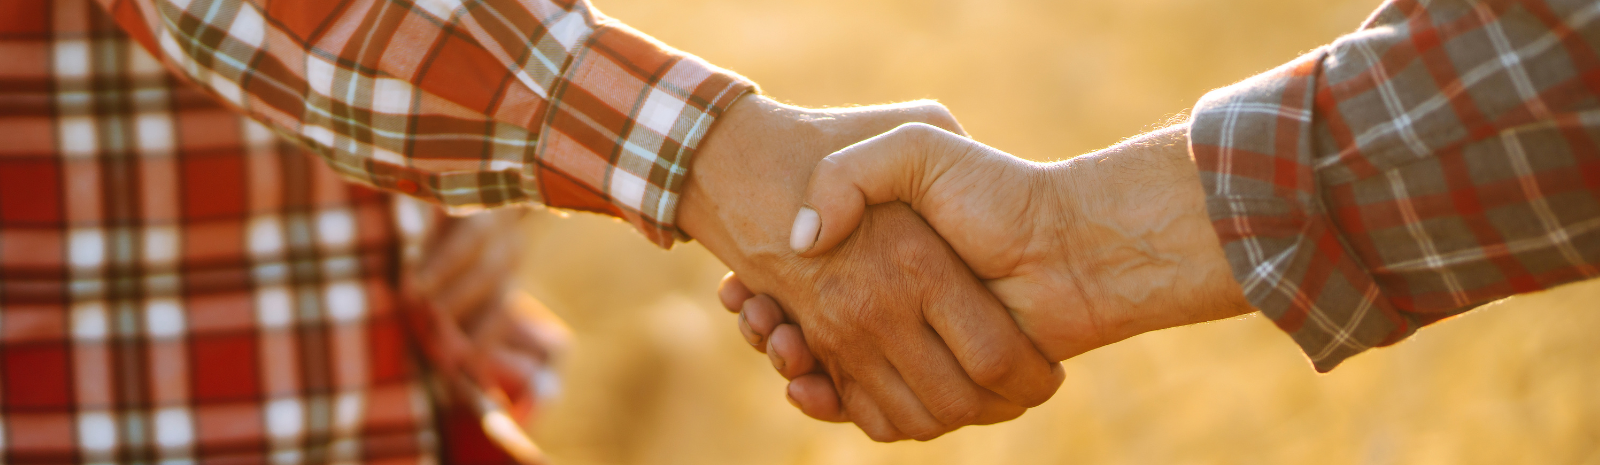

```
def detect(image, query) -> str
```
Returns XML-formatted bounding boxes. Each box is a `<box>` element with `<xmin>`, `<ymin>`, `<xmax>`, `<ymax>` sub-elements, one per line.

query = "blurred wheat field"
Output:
<box><xmin>514</xmin><ymin>0</ymin><xmax>1600</xmax><ymax>463</ymax></box>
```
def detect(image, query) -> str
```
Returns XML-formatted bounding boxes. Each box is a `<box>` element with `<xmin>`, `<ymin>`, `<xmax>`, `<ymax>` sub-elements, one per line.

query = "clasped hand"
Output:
<box><xmin>701</xmin><ymin>114</ymin><xmax>1254</xmax><ymax>441</ymax></box>
<box><xmin>677</xmin><ymin>96</ymin><xmax>1065</xmax><ymax>442</ymax></box>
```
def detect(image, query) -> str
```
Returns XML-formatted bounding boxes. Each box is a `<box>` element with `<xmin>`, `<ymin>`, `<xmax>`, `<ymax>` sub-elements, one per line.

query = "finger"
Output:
<box><xmin>469</xmin><ymin>304</ymin><xmax>552</xmax><ymax>421</ymax></box>
<box><xmin>737</xmin><ymin>311</ymin><xmax>763</xmax><ymax>352</ymax></box>
<box><xmin>881</xmin><ymin>321</ymin><xmax>1026</xmax><ymax>430</ymax></box>
<box><xmin>504</xmin><ymin>290</ymin><xmax>572</xmax><ymax>361</ymax></box>
<box><xmin>487</xmin><ymin>346</ymin><xmax>543</xmax><ymax>415</ymax></box>
<box><xmin>488</xmin><ymin>307</ymin><xmax>554</xmax><ymax>363</ymax></box>
<box><xmin>717</xmin><ymin>273</ymin><xmax>754</xmax><ymax>313</ymax></box>
<box><xmin>765</xmin><ymin>324</ymin><xmax>816</xmax><ymax>379</ymax></box>
<box><xmin>441</xmin><ymin>325</ymin><xmax>502</xmax><ymax>406</ymax></box>
<box><xmin>414</xmin><ymin>213</ymin><xmax>497</xmax><ymax>294</ymax></box>
<box><xmin>430</xmin><ymin>240</ymin><xmax>518</xmax><ymax>321</ymax></box>
<box><xmin>835</xmin><ymin>377</ymin><xmax>908</xmax><ymax>442</ymax></box>
<box><xmin>411</xmin><ymin>282</ymin><xmax>478</xmax><ymax>373</ymax></box>
<box><xmin>420</xmin><ymin>209</ymin><xmax>527</xmax><ymax>293</ymax></box>
<box><xmin>432</xmin><ymin>265</ymin><xmax>513</xmax><ymax>328</ymax></box>
<box><xmin>787</xmin><ymin>373</ymin><xmax>848</xmax><ymax>423</ymax></box>
<box><xmin>848</xmin><ymin>361</ymin><xmax>949</xmax><ymax>442</ymax></box>
<box><xmin>905</xmin><ymin>101</ymin><xmax>968</xmax><ymax>137</ymax></box>
<box><xmin>924</xmin><ymin>271</ymin><xmax>1065</xmax><ymax>408</ymax></box>
<box><xmin>792</xmin><ymin>123</ymin><xmax>971</xmax><ymax>256</ymax></box>
<box><xmin>472</xmin><ymin>306</ymin><xmax>554</xmax><ymax>367</ymax></box>
<box><xmin>969</xmin><ymin>390</ymin><xmax>1027</xmax><ymax>426</ymax></box>
<box><xmin>832</xmin><ymin>100</ymin><xmax>968</xmax><ymax>139</ymax></box>
<box><xmin>740</xmin><ymin>295</ymin><xmax>784</xmax><ymax>347</ymax></box>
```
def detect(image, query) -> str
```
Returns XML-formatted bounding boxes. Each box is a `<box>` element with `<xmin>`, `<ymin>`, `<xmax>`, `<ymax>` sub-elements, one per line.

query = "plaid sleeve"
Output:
<box><xmin>95</xmin><ymin>0</ymin><xmax>756</xmax><ymax>247</ymax></box>
<box><xmin>1190</xmin><ymin>0</ymin><xmax>1600</xmax><ymax>372</ymax></box>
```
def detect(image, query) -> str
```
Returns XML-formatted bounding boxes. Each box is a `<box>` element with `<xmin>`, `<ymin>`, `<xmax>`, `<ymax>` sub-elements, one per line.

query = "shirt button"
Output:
<box><xmin>396</xmin><ymin>179</ymin><xmax>419</xmax><ymax>194</ymax></box>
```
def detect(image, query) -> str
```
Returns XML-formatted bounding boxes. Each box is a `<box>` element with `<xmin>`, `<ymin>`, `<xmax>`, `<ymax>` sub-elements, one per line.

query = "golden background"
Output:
<box><xmin>516</xmin><ymin>0</ymin><xmax>1600</xmax><ymax>463</ymax></box>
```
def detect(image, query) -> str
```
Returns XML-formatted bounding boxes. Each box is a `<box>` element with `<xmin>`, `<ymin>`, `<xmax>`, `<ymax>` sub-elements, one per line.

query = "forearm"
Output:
<box><xmin>1042</xmin><ymin>125</ymin><xmax>1253</xmax><ymax>352</ymax></box>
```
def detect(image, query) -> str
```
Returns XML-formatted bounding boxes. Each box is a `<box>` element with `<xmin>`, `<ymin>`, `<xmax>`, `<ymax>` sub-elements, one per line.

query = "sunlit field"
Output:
<box><xmin>516</xmin><ymin>0</ymin><xmax>1600</xmax><ymax>463</ymax></box>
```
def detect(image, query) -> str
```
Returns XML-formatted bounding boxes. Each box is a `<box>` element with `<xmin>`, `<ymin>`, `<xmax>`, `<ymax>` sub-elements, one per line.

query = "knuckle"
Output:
<box><xmin>803</xmin><ymin>325</ymin><xmax>851</xmax><ymax>365</ymax></box>
<box><xmin>889</xmin><ymin>121</ymin><xmax>940</xmax><ymax>142</ymax></box>
<box><xmin>888</xmin><ymin>235</ymin><xmax>936</xmax><ymax>273</ymax></box>
<box><xmin>813</xmin><ymin>155</ymin><xmax>849</xmax><ymax>180</ymax></box>
<box><xmin>965</xmin><ymin>348</ymin><xmax>1020</xmax><ymax>392</ymax></box>
<box><xmin>914</xmin><ymin>103</ymin><xmax>960</xmax><ymax>133</ymax></box>
<box><xmin>814</xmin><ymin>277</ymin><xmax>875</xmax><ymax>329</ymax></box>
<box><xmin>912</xmin><ymin>99</ymin><xmax>952</xmax><ymax>116</ymax></box>
<box><xmin>744</xmin><ymin>300</ymin><xmax>783</xmax><ymax>333</ymax></box>
<box><xmin>927</xmin><ymin>394</ymin><xmax>982</xmax><ymax>427</ymax></box>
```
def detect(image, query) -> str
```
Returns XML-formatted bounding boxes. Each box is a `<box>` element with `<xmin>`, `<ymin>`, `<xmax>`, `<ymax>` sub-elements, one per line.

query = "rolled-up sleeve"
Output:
<box><xmin>1190</xmin><ymin>0</ymin><xmax>1600</xmax><ymax>371</ymax></box>
<box><xmin>98</xmin><ymin>0</ymin><xmax>756</xmax><ymax>247</ymax></box>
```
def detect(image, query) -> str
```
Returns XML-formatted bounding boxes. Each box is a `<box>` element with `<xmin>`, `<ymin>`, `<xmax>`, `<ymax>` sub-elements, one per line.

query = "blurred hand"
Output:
<box><xmin>405</xmin><ymin>208</ymin><xmax>571</xmax><ymax>422</ymax></box>
<box><xmin>678</xmin><ymin>96</ymin><xmax>1063</xmax><ymax>442</ymax></box>
<box><xmin>734</xmin><ymin>123</ymin><xmax>1254</xmax><ymax>419</ymax></box>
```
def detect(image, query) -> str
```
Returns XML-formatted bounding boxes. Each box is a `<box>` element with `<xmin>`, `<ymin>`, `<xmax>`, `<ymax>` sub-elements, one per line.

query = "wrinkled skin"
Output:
<box><xmin>678</xmin><ymin>97</ymin><xmax>1065</xmax><ymax>441</ymax></box>
<box><xmin>726</xmin><ymin>123</ymin><xmax>1254</xmax><ymax>425</ymax></box>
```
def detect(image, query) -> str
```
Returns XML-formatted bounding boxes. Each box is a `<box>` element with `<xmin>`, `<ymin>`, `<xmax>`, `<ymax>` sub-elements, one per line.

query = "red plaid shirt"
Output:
<box><xmin>1191</xmin><ymin>0</ymin><xmax>1600</xmax><ymax>371</ymax></box>
<box><xmin>0</xmin><ymin>0</ymin><xmax>751</xmax><ymax>462</ymax></box>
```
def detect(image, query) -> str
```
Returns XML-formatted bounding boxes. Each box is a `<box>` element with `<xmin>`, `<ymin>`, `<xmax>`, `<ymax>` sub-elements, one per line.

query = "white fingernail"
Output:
<box><xmin>790</xmin><ymin>207</ymin><xmax>820</xmax><ymax>253</ymax></box>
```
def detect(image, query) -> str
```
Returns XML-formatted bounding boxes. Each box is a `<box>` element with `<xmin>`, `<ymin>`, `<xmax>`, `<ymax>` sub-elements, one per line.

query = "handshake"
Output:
<box><xmin>674</xmin><ymin>95</ymin><xmax>1255</xmax><ymax>442</ymax></box>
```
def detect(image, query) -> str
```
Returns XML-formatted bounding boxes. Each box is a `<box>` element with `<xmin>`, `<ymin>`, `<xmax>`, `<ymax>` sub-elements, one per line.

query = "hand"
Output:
<box><xmin>739</xmin><ymin>123</ymin><xmax>1254</xmax><ymax>416</ymax></box>
<box><xmin>677</xmin><ymin>96</ymin><xmax>1064</xmax><ymax>441</ymax></box>
<box><xmin>405</xmin><ymin>208</ymin><xmax>571</xmax><ymax>422</ymax></box>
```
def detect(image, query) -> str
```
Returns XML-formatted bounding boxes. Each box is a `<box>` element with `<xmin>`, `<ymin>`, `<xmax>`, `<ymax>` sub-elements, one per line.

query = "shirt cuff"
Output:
<box><xmin>1188</xmin><ymin>49</ymin><xmax>1415</xmax><ymax>372</ymax></box>
<box><xmin>532</xmin><ymin>21</ymin><xmax>757</xmax><ymax>249</ymax></box>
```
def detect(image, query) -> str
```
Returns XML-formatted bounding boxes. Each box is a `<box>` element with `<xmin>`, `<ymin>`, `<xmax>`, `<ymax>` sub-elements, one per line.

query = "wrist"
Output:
<box><xmin>1057</xmin><ymin>126</ymin><xmax>1252</xmax><ymax>338</ymax></box>
<box><xmin>678</xmin><ymin>95</ymin><xmax>826</xmax><ymax>271</ymax></box>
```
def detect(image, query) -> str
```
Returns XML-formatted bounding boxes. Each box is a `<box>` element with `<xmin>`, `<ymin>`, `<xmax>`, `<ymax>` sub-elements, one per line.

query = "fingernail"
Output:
<box><xmin>739</xmin><ymin>312</ymin><xmax>762</xmax><ymax>348</ymax></box>
<box><xmin>768</xmin><ymin>344</ymin><xmax>786</xmax><ymax>372</ymax></box>
<box><xmin>789</xmin><ymin>207</ymin><xmax>820</xmax><ymax>253</ymax></box>
<box><xmin>785</xmin><ymin>388</ymin><xmax>801</xmax><ymax>408</ymax></box>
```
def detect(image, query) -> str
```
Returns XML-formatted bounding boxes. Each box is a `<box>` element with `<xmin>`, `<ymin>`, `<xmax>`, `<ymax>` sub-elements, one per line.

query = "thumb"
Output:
<box><xmin>790</xmin><ymin>123</ymin><xmax>968</xmax><ymax>257</ymax></box>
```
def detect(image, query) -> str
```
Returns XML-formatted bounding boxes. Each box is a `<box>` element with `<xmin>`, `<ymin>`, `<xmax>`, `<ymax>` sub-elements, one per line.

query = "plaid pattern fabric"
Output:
<box><xmin>0</xmin><ymin>0</ymin><xmax>681</xmax><ymax>461</ymax></box>
<box><xmin>1</xmin><ymin>0</ymin><xmax>438</xmax><ymax>461</ymax></box>
<box><xmin>1190</xmin><ymin>0</ymin><xmax>1600</xmax><ymax>372</ymax></box>
<box><xmin>98</xmin><ymin>0</ymin><xmax>754</xmax><ymax>248</ymax></box>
